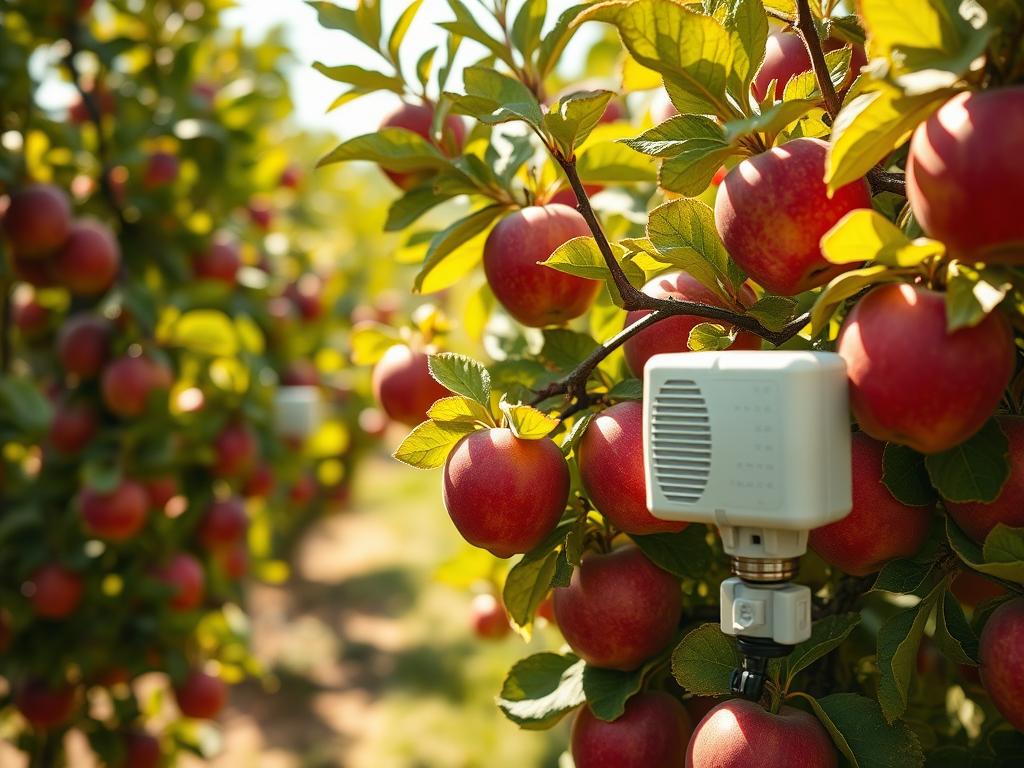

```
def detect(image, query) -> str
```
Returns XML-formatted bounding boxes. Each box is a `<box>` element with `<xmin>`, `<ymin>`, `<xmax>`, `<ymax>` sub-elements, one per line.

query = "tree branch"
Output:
<box><xmin>867</xmin><ymin>166</ymin><xmax>907</xmax><ymax>196</ymax></box>
<box><xmin>794</xmin><ymin>0</ymin><xmax>841</xmax><ymax>121</ymax></box>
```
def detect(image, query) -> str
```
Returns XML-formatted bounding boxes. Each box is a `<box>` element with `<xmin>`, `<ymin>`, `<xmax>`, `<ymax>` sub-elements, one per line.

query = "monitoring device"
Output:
<box><xmin>273</xmin><ymin>385</ymin><xmax>324</xmax><ymax>440</ymax></box>
<box><xmin>643</xmin><ymin>351</ymin><xmax>853</xmax><ymax>700</ymax></box>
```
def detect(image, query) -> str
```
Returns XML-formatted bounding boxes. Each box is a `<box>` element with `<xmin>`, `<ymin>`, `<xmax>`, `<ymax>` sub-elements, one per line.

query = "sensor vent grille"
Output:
<box><xmin>651</xmin><ymin>379</ymin><xmax>711</xmax><ymax>504</ymax></box>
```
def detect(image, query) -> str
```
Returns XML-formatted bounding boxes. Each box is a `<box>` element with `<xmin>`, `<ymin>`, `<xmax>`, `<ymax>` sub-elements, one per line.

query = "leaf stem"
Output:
<box><xmin>794</xmin><ymin>0</ymin><xmax>841</xmax><ymax>121</ymax></box>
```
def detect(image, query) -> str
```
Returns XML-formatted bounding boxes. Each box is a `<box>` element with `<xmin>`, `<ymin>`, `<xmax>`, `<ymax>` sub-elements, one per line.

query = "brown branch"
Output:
<box><xmin>867</xmin><ymin>166</ymin><xmax>907</xmax><ymax>196</ymax></box>
<box><xmin>794</xmin><ymin>0</ymin><xmax>841</xmax><ymax>121</ymax></box>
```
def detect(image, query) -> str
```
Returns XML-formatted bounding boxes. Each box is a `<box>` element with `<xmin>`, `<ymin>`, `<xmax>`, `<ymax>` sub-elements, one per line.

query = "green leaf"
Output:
<box><xmin>388</xmin><ymin>0</ymin><xmax>424</xmax><ymax>64</ymax></box>
<box><xmin>427</xmin><ymin>395</ymin><xmax>496</xmax><ymax>427</ymax></box>
<box><xmin>392</xmin><ymin>419</ymin><xmax>478</xmax><ymax>469</ymax></box>
<box><xmin>785</xmin><ymin>613</ymin><xmax>862</xmax><ymax>685</ymax></box>
<box><xmin>499</xmin><ymin>400</ymin><xmax>559</xmax><ymax>440</ymax></box>
<box><xmin>447</xmin><ymin>67</ymin><xmax>543</xmax><ymax>126</ymax></box>
<box><xmin>808</xmin><ymin>692</ymin><xmax>925</xmax><ymax>768</ymax></box>
<box><xmin>511</xmin><ymin>0</ymin><xmax>547</xmax><ymax>60</ymax></box>
<box><xmin>306</xmin><ymin>1</ymin><xmax>361</xmax><ymax>38</ymax></box>
<box><xmin>725</xmin><ymin>0</ymin><xmax>769</xmax><ymax>105</ymax></box>
<box><xmin>583</xmin><ymin>650</ymin><xmax>669</xmax><ymax>721</ymax></box>
<box><xmin>550</xmin><ymin>547</ymin><xmax>574</xmax><ymax>588</ymax></box>
<box><xmin>882</xmin><ymin>443</ymin><xmax>939</xmax><ymax>506</ymax></box>
<box><xmin>497</xmin><ymin>652</ymin><xmax>585</xmax><ymax>730</ymax></box>
<box><xmin>876</xmin><ymin>585</ymin><xmax>939</xmax><ymax>722</ymax></box>
<box><xmin>826</xmin><ymin>86</ymin><xmax>955</xmax><ymax>193</ymax></box>
<box><xmin>82</xmin><ymin>461</ymin><xmax>122</xmax><ymax>494</ymax></box>
<box><xmin>538</xmin><ymin>3</ymin><xmax>593</xmax><ymax>79</ymax></box>
<box><xmin>926</xmin><ymin>418</ymin><xmax>1010</xmax><ymax>503</ymax></box>
<box><xmin>415</xmin><ymin>46</ymin><xmax>437</xmax><ymax>90</ymax></box>
<box><xmin>414</xmin><ymin>205</ymin><xmax>508</xmax><ymax>293</ymax></box>
<box><xmin>821</xmin><ymin>209</ymin><xmax>945</xmax><ymax>268</ymax></box>
<box><xmin>809</xmin><ymin>266</ymin><xmax>907</xmax><ymax>335</ymax></box>
<box><xmin>744</xmin><ymin>296</ymin><xmax>796</xmax><ymax>334</ymax></box>
<box><xmin>632</xmin><ymin>525</ymin><xmax>714</xmax><ymax>580</ymax></box>
<box><xmin>671</xmin><ymin>623</ymin><xmax>741</xmax><ymax>696</ymax></box>
<box><xmin>618</xmin><ymin>114</ymin><xmax>727</xmax><ymax>159</ymax></box>
<box><xmin>579</xmin><ymin>0</ymin><xmax>736</xmax><ymax>118</ymax></box>
<box><xmin>934</xmin><ymin>582</ymin><xmax>980</xmax><ymax>665</ymax></box>
<box><xmin>659</xmin><ymin>144</ymin><xmax>737</xmax><ymax>198</ymax></box>
<box><xmin>606</xmin><ymin>379</ymin><xmax>643</xmax><ymax>401</ymax></box>
<box><xmin>872</xmin><ymin>558</ymin><xmax>935</xmax><ymax>595</ymax></box>
<box><xmin>165</xmin><ymin>309</ymin><xmax>238</xmax><ymax>356</ymax></box>
<box><xmin>544</xmin><ymin>90</ymin><xmax>615</xmax><ymax>157</ymax></box>
<box><xmin>541</xmin><ymin>237</ymin><xmax>632</xmax><ymax>298</ymax></box>
<box><xmin>355</xmin><ymin>0</ymin><xmax>382</xmax><ymax>52</ymax></box>
<box><xmin>439</xmin><ymin>0</ymin><xmax>517</xmax><ymax>69</ymax></box>
<box><xmin>723</xmin><ymin>98</ymin><xmax>818</xmax><ymax>144</ymax></box>
<box><xmin>317</xmin><ymin>127</ymin><xmax>447</xmax><ymax>171</ymax></box>
<box><xmin>0</xmin><ymin>377</ymin><xmax>53</xmax><ymax>437</ymax></box>
<box><xmin>577</xmin><ymin>141</ymin><xmax>658</xmax><ymax>183</ymax></box>
<box><xmin>504</xmin><ymin>523</ymin><xmax>573</xmax><ymax>636</ymax></box>
<box><xmin>945</xmin><ymin>262</ymin><xmax>1013</xmax><ymax>332</ymax></box>
<box><xmin>311</xmin><ymin>63</ymin><xmax>404</xmax><ymax>92</ymax></box>
<box><xmin>428</xmin><ymin>353</ymin><xmax>492</xmax><ymax>406</ymax></box>
<box><xmin>688</xmin><ymin>322</ymin><xmax>733</xmax><ymax>351</ymax></box>
<box><xmin>349</xmin><ymin>322</ymin><xmax>403</xmax><ymax>365</ymax></box>
<box><xmin>541</xmin><ymin>329</ymin><xmax>599</xmax><ymax>372</ymax></box>
<box><xmin>385</xmin><ymin>183</ymin><xmax>458</xmax><ymax>232</ymax></box>
<box><xmin>978</xmin><ymin>524</ymin><xmax>1024</xmax><ymax>586</ymax></box>
<box><xmin>561</xmin><ymin>411</ymin><xmax>594</xmax><ymax>457</ymax></box>
<box><xmin>782</xmin><ymin>48</ymin><xmax>852</xmax><ymax>102</ymax></box>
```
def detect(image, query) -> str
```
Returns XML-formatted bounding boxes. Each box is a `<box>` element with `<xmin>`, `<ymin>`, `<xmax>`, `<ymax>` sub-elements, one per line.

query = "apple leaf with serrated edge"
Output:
<box><xmin>392</xmin><ymin>419</ymin><xmax>479</xmax><ymax>470</ymax></box>
<box><xmin>583</xmin><ymin>647</ymin><xmax>672</xmax><ymax>722</ymax></box>
<box><xmin>497</xmin><ymin>652</ymin><xmax>585</xmax><ymax>730</ymax></box>
<box><xmin>872</xmin><ymin>557</ymin><xmax>936</xmax><ymax>595</ymax></box>
<box><xmin>671</xmin><ymin>623</ymin><xmax>740</xmax><ymax>696</ymax></box>
<box><xmin>876</xmin><ymin>583</ymin><xmax>940</xmax><ymax>722</ymax></box>
<box><xmin>543</xmin><ymin>90</ymin><xmax>615</xmax><ymax>157</ymax></box>
<box><xmin>933</xmin><ymin>579</ymin><xmax>980</xmax><ymax>665</ymax></box>
<box><xmin>428</xmin><ymin>352</ymin><xmax>492</xmax><ymax>406</ymax></box>
<box><xmin>504</xmin><ymin>521</ymin><xmax>575</xmax><ymax>638</ymax></box>
<box><xmin>499</xmin><ymin>399</ymin><xmax>559</xmax><ymax>440</ymax></box>
<box><xmin>427</xmin><ymin>395</ymin><xmax>496</xmax><ymax>427</ymax></box>
<box><xmin>688</xmin><ymin>323</ymin><xmax>734</xmax><ymax>351</ymax></box>
<box><xmin>926</xmin><ymin>418</ymin><xmax>1010</xmax><ymax>503</ymax></box>
<box><xmin>632</xmin><ymin>525</ymin><xmax>714</xmax><ymax>580</ymax></box>
<box><xmin>820</xmin><ymin>209</ymin><xmax>945</xmax><ymax>268</ymax></box>
<box><xmin>881</xmin><ymin>442</ymin><xmax>938</xmax><ymax>506</ymax></box>
<box><xmin>744</xmin><ymin>296</ymin><xmax>797</xmax><ymax>333</ymax></box>
<box><xmin>606</xmin><ymin>379</ymin><xmax>643</xmax><ymax>401</ymax></box>
<box><xmin>784</xmin><ymin>613</ymin><xmax>862</xmax><ymax>687</ymax></box>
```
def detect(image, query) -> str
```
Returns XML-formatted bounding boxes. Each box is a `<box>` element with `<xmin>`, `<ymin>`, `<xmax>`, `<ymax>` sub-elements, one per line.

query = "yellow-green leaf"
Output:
<box><xmin>821</xmin><ymin>209</ymin><xmax>945</xmax><ymax>267</ymax></box>
<box><xmin>810</xmin><ymin>265</ymin><xmax>908</xmax><ymax>335</ymax></box>
<box><xmin>165</xmin><ymin>310</ymin><xmax>238</xmax><ymax>357</ymax></box>
<box><xmin>392</xmin><ymin>419</ymin><xmax>479</xmax><ymax>469</ymax></box>
<box><xmin>428</xmin><ymin>395</ymin><xmax>496</xmax><ymax>427</ymax></box>
<box><xmin>499</xmin><ymin>400</ymin><xmax>559</xmax><ymax>440</ymax></box>
<box><xmin>349</xmin><ymin>322</ymin><xmax>403</xmax><ymax>365</ymax></box>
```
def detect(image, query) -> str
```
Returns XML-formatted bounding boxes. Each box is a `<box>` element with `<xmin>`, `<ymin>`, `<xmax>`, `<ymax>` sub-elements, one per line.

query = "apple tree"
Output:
<box><xmin>315</xmin><ymin>0</ymin><xmax>1024</xmax><ymax>765</ymax></box>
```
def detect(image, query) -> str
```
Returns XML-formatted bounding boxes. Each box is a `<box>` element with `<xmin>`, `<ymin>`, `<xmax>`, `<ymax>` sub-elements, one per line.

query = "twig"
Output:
<box><xmin>866</xmin><ymin>166</ymin><xmax>907</xmax><ymax>196</ymax></box>
<box><xmin>794</xmin><ymin>0</ymin><xmax>841</xmax><ymax>121</ymax></box>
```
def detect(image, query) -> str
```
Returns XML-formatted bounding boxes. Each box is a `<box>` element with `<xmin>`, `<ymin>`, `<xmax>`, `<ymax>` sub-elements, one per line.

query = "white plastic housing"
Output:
<box><xmin>720</xmin><ymin>578</ymin><xmax>812</xmax><ymax>645</ymax></box>
<box><xmin>273</xmin><ymin>386</ymin><xmax>323</xmax><ymax>439</ymax></box>
<box><xmin>643</xmin><ymin>351</ymin><xmax>852</xmax><ymax>558</ymax></box>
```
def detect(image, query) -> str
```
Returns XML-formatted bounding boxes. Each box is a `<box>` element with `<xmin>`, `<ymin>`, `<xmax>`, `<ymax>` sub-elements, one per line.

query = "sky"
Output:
<box><xmin>220</xmin><ymin>0</ymin><xmax>597</xmax><ymax>137</ymax></box>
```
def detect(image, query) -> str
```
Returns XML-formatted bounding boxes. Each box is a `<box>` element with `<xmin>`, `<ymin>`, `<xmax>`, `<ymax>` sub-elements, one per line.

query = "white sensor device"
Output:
<box><xmin>643</xmin><ymin>351</ymin><xmax>852</xmax><ymax>657</ymax></box>
<box><xmin>273</xmin><ymin>386</ymin><xmax>324</xmax><ymax>439</ymax></box>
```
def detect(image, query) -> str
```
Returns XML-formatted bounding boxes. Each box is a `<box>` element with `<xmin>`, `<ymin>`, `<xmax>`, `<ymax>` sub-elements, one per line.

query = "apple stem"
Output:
<box><xmin>794</xmin><ymin>0</ymin><xmax>842</xmax><ymax>122</ymax></box>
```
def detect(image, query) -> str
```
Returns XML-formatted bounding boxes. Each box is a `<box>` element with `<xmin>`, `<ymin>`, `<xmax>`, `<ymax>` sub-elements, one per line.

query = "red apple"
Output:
<box><xmin>212</xmin><ymin>423</ymin><xmax>258</xmax><ymax>478</ymax></box>
<box><xmin>553</xmin><ymin>547</ymin><xmax>682</xmax><ymax>671</ymax></box>
<box><xmin>577</xmin><ymin>401</ymin><xmax>688</xmax><ymax>536</ymax></box>
<box><xmin>30</xmin><ymin>563</ymin><xmax>84</xmax><ymax>618</ymax></box>
<box><xmin>2</xmin><ymin>184</ymin><xmax>73</xmax><ymax>259</ymax></box>
<box><xmin>443</xmin><ymin>428</ymin><xmax>569</xmax><ymax>558</ymax></box>
<box><xmin>289</xmin><ymin>470</ymin><xmax>317</xmax><ymax>505</ymax></box>
<box><xmin>12</xmin><ymin>294</ymin><xmax>51</xmax><ymax>339</ymax></box>
<box><xmin>242</xmin><ymin>463</ymin><xmax>275</xmax><ymax>498</ymax></box>
<box><xmin>280</xmin><ymin>165</ymin><xmax>302</xmax><ymax>189</ymax></box>
<box><xmin>281</xmin><ymin>359</ymin><xmax>319</xmax><ymax>386</ymax></box>
<box><xmin>153</xmin><ymin>552</ymin><xmax>204</xmax><ymax>611</ymax></box>
<box><xmin>715</xmin><ymin>137</ymin><xmax>872</xmax><ymax>296</ymax></box>
<box><xmin>50</xmin><ymin>400</ymin><xmax>100</xmax><ymax>455</ymax></box>
<box><xmin>284</xmin><ymin>279</ymin><xmax>324</xmax><ymax>322</ymax></box>
<box><xmin>118</xmin><ymin>731</ymin><xmax>162</xmax><ymax>768</ymax></box>
<box><xmin>101</xmin><ymin>355</ymin><xmax>173</xmax><ymax>418</ymax></box>
<box><xmin>220</xmin><ymin>541</ymin><xmax>248</xmax><ymax>580</ymax></box>
<box><xmin>549</xmin><ymin>183</ymin><xmax>605</xmax><ymax>208</ymax></box>
<box><xmin>808</xmin><ymin>432</ymin><xmax>933</xmax><ymax>576</ymax></box>
<box><xmin>371</xmin><ymin>344</ymin><xmax>451</xmax><ymax>427</ymax></box>
<box><xmin>53</xmin><ymin>217</ymin><xmax>121</xmax><ymax>296</ymax></box>
<box><xmin>197</xmin><ymin>497</ymin><xmax>247</xmax><ymax>551</ymax></box>
<box><xmin>907</xmin><ymin>88</ymin><xmax>1024</xmax><ymax>263</ymax></box>
<box><xmin>174</xmin><ymin>669</ymin><xmax>227</xmax><ymax>719</ymax></box>
<box><xmin>470</xmin><ymin>593</ymin><xmax>512</xmax><ymax>640</ymax></box>
<box><xmin>57</xmin><ymin>314</ymin><xmax>113</xmax><ymax>377</ymax></box>
<box><xmin>143</xmin><ymin>476</ymin><xmax>179</xmax><ymax>511</ymax></box>
<box><xmin>80</xmin><ymin>478</ymin><xmax>150</xmax><ymax>542</ymax></box>
<box><xmin>752</xmin><ymin>32</ymin><xmax>867</xmax><ymax>103</ymax></box>
<box><xmin>623</xmin><ymin>271</ymin><xmax>761</xmax><ymax>377</ymax></box>
<box><xmin>248</xmin><ymin>198</ymin><xmax>273</xmax><ymax>230</ymax></box>
<box><xmin>192</xmin><ymin>241</ymin><xmax>241</xmax><ymax>284</ymax></box>
<box><xmin>687</xmin><ymin>699</ymin><xmax>838</xmax><ymax>768</ymax></box>
<box><xmin>979</xmin><ymin>597</ymin><xmax>1024</xmax><ymax>731</ymax></box>
<box><xmin>15</xmin><ymin>679</ymin><xmax>77</xmax><ymax>729</ymax></box>
<box><xmin>837</xmin><ymin>283</ymin><xmax>1014</xmax><ymax>454</ymax></box>
<box><xmin>144</xmin><ymin>152</ymin><xmax>178</xmax><ymax>189</ymax></box>
<box><xmin>483</xmin><ymin>204</ymin><xmax>602</xmax><ymax>327</ymax></box>
<box><xmin>379</xmin><ymin>102</ymin><xmax>467</xmax><ymax>190</ymax></box>
<box><xmin>571</xmin><ymin>691</ymin><xmax>691</xmax><ymax>768</ymax></box>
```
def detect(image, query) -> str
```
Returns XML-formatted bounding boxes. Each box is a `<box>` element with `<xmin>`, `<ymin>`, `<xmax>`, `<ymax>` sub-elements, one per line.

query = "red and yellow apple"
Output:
<box><xmin>571</xmin><ymin>691</ymin><xmax>691</xmax><ymax>768</ymax></box>
<box><xmin>371</xmin><ymin>344</ymin><xmax>451</xmax><ymax>427</ymax></box>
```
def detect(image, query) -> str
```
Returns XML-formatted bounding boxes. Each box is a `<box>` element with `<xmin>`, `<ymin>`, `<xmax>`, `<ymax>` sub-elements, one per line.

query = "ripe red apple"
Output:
<box><xmin>15</xmin><ymin>679</ymin><xmax>77</xmax><ymax>729</ymax></box>
<box><xmin>281</xmin><ymin>359</ymin><xmax>319</xmax><ymax>386</ymax></box>
<box><xmin>379</xmin><ymin>102</ymin><xmax>467</xmax><ymax>190</ymax></box>
<box><xmin>80</xmin><ymin>478</ymin><xmax>150</xmax><ymax>542</ymax></box>
<box><xmin>808</xmin><ymin>432</ymin><xmax>933</xmax><ymax>576</ymax></box>
<box><xmin>57</xmin><ymin>314</ymin><xmax>112</xmax><ymax>377</ymax></box>
<box><xmin>197</xmin><ymin>497</ymin><xmax>248</xmax><ymax>551</ymax></box>
<box><xmin>53</xmin><ymin>217</ymin><xmax>121</xmax><ymax>296</ymax></box>
<box><xmin>571</xmin><ymin>691</ymin><xmax>691</xmax><ymax>768</ymax></box>
<box><xmin>220</xmin><ymin>541</ymin><xmax>248</xmax><ymax>580</ymax></box>
<box><xmin>371</xmin><ymin>344</ymin><xmax>451</xmax><ymax>427</ymax></box>
<box><xmin>944</xmin><ymin>415</ymin><xmax>1024</xmax><ymax>542</ymax></box>
<box><xmin>687</xmin><ymin>699</ymin><xmax>838</xmax><ymax>768</ymax></box>
<box><xmin>284</xmin><ymin>279</ymin><xmax>324</xmax><ymax>322</ymax></box>
<box><xmin>153</xmin><ymin>553</ymin><xmax>204</xmax><ymax>611</ymax></box>
<box><xmin>289</xmin><ymin>470</ymin><xmax>317</xmax><ymax>505</ymax></box>
<box><xmin>213</xmin><ymin>423</ymin><xmax>258</xmax><ymax>478</ymax></box>
<box><xmin>715</xmin><ymin>137</ymin><xmax>872</xmax><ymax>296</ymax></box>
<box><xmin>2</xmin><ymin>184</ymin><xmax>73</xmax><ymax>259</ymax></box>
<box><xmin>118</xmin><ymin>731</ymin><xmax>162</xmax><ymax>768</ymax></box>
<box><xmin>577</xmin><ymin>401</ymin><xmax>687</xmax><ymax>536</ymax></box>
<box><xmin>142</xmin><ymin>476</ymin><xmax>179</xmax><ymax>511</ymax></box>
<box><xmin>979</xmin><ymin>597</ymin><xmax>1024</xmax><ymax>731</ymax></box>
<box><xmin>536</xmin><ymin>594</ymin><xmax>556</xmax><ymax>624</ymax></box>
<box><xmin>752</xmin><ymin>32</ymin><xmax>867</xmax><ymax>103</ymax></box>
<box><xmin>174</xmin><ymin>669</ymin><xmax>227</xmax><ymax>719</ymax></box>
<box><xmin>443</xmin><ymin>429</ymin><xmax>570</xmax><ymax>558</ymax></box>
<box><xmin>50</xmin><ymin>400</ymin><xmax>100</xmax><ymax>456</ymax></box>
<box><xmin>837</xmin><ymin>283</ymin><xmax>1014</xmax><ymax>454</ymax></box>
<box><xmin>553</xmin><ymin>547</ymin><xmax>682</xmax><ymax>671</ymax></box>
<box><xmin>30</xmin><ymin>563</ymin><xmax>84</xmax><ymax>618</ymax></box>
<box><xmin>470</xmin><ymin>593</ymin><xmax>512</xmax><ymax>640</ymax></box>
<box><xmin>248</xmin><ymin>198</ymin><xmax>273</xmax><ymax>230</ymax></box>
<box><xmin>12</xmin><ymin>294</ymin><xmax>51</xmax><ymax>339</ymax></box>
<box><xmin>144</xmin><ymin>152</ymin><xmax>178</xmax><ymax>189</ymax></box>
<box><xmin>483</xmin><ymin>204</ymin><xmax>602</xmax><ymax>327</ymax></box>
<box><xmin>242</xmin><ymin>463</ymin><xmax>275</xmax><ymax>498</ymax></box>
<box><xmin>69</xmin><ymin>87</ymin><xmax>116</xmax><ymax>124</ymax></box>
<box><xmin>192</xmin><ymin>241</ymin><xmax>241</xmax><ymax>284</ymax></box>
<box><xmin>623</xmin><ymin>271</ymin><xmax>760</xmax><ymax>377</ymax></box>
<box><xmin>549</xmin><ymin>183</ymin><xmax>604</xmax><ymax>208</ymax></box>
<box><xmin>101</xmin><ymin>355</ymin><xmax>173</xmax><ymax>418</ymax></box>
<box><xmin>907</xmin><ymin>88</ymin><xmax>1024</xmax><ymax>263</ymax></box>
<box><xmin>280</xmin><ymin>165</ymin><xmax>302</xmax><ymax>189</ymax></box>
